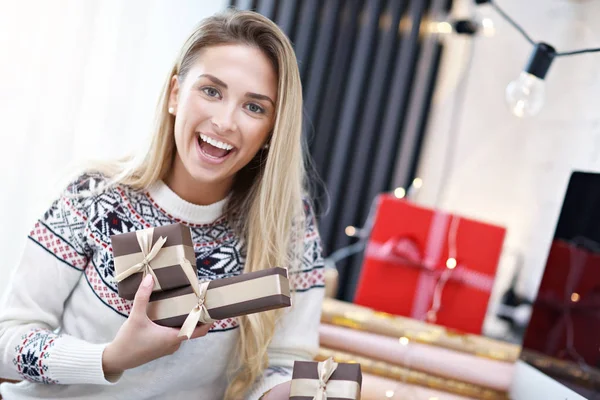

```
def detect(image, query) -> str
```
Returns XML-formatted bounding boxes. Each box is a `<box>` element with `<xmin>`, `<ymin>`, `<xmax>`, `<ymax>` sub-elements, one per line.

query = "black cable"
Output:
<box><xmin>483</xmin><ymin>0</ymin><xmax>600</xmax><ymax>58</ymax></box>
<box><xmin>556</xmin><ymin>47</ymin><xmax>600</xmax><ymax>57</ymax></box>
<box><xmin>489</xmin><ymin>1</ymin><xmax>535</xmax><ymax>45</ymax></box>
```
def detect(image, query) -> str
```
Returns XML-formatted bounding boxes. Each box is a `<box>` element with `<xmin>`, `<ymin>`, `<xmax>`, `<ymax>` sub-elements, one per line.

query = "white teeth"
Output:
<box><xmin>199</xmin><ymin>134</ymin><xmax>233</xmax><ymax>151</ymax></box>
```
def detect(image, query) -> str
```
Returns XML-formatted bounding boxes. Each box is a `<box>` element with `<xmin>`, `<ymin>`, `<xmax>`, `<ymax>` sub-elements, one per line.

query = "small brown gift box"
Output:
<box><xmin>290</xmin><ymin>358</ymin><xmax>362</xmax><ymax>400</ymax></box>
<box><xmin>110</xmin><ymin>223</ymin><xmax>196</xmax><ymax>300</ymax></box>
<box><xmin>147</xmin><ymin>267</ymin><xmax>291</xmax><ymax>337</ymax></box>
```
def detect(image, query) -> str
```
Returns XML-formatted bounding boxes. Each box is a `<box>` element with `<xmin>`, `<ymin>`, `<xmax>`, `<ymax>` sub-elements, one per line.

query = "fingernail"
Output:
<box><xmin>142</xmin><ymin>274</ymin><xmax>153</xmax><ymax>287</ymax></box>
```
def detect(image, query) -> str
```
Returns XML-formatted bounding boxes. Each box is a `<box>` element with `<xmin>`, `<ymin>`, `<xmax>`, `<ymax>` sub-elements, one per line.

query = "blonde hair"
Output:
<box><xmin>87</xmin><ymin>9</ymin><xmax>306</xmax><ymax>399</ymax></box>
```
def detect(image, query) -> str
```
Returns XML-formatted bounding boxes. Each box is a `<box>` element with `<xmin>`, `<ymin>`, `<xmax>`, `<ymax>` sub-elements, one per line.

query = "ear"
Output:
<box><xmin>168</xmin><ymin>75</ymin><xmax>180</xmax><ymax>111</ymax></box>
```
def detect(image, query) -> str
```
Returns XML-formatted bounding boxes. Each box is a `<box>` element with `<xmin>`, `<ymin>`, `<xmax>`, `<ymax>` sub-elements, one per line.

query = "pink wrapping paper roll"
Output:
<box><xmin>319</xmin><ymin>324</ymin><xmax>514</xmax><ymax>392</ymax></box>
<box><xmin>361</xmin><ymin>373</ymin><xmax>476</xmax><ymax>400</ymax></box>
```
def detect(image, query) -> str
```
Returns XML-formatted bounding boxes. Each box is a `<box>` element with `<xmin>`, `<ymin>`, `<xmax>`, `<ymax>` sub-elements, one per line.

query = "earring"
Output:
<box><xmin>168</xmin><ymin>107</ymin><xmax>175</xmax><ymax>114</ymax></box>
<box><xmin>263</xmin><ymin>143</ymin><xmax>270</xmax><ymax>150</ymax></box>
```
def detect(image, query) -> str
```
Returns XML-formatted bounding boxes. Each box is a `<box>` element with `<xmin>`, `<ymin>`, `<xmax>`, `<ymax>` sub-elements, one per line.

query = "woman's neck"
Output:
<box><xmin>164</xmin><ymin>156</ymin><xmax>232</xmax><ymax>206</ymax></box>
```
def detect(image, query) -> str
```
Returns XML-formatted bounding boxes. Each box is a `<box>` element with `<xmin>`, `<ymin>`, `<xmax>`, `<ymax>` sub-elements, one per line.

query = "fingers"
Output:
<box><xmin>189</xmin><ymin>323</ymin><xmax>212</xmax><ymax>339</ymax></box>
<box><xmin>131</xmin><ymin>275</ymin><xmax>154</xmax><ymax>316</ymax></box>
<box><xmin>167</xmin><ymin>342</ymin><xmax>182</xmax><ymax>355</ymax></box>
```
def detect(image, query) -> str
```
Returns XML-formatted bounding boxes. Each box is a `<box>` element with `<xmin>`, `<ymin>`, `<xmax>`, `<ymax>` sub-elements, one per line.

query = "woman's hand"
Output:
<box><xmin>261</xmin><ymin>381</ymin><xmax>291</xmax><ymax>399</ymax></box>
<box><xmin>102</xmin><ymin>274</ymin><xmax>210</xmax><ymax>375</ymax></box>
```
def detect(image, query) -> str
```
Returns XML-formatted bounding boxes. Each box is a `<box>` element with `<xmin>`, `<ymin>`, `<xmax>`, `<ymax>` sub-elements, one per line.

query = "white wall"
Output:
<box><xmin>416</xmin><ymin>0</ymin><xmax>600</xmax><ymax>336</ymax></box>
<box><xmin>0</xmin><ymin>0</ymin><xmax>227</xmax><ymax>294</ymax></box>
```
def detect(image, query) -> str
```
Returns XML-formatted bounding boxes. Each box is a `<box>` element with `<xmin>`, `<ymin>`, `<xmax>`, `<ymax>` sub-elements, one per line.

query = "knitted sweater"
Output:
<box><xmin>0</xmin><ymin>174</ymin><xmax>325</xmax><ymax>399</ymax></box>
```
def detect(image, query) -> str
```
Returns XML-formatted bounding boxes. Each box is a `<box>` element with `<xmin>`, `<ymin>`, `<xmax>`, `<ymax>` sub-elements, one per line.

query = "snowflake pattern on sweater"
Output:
<box><xmin>13</xmin><ymin>330</ymin><xmax>60</xmax><ymax>384</ymax></box>
<box><xmin>13</xmin><ymin>173</ymin><xmax>325</xmax><ymax>384</ymax></box>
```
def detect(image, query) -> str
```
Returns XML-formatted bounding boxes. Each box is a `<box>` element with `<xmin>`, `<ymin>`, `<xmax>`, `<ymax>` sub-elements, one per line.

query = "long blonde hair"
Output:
<box><xmin>88</xmin><ymin>9</ymin><xmax>306</xmax><ymax>399</ymax></box>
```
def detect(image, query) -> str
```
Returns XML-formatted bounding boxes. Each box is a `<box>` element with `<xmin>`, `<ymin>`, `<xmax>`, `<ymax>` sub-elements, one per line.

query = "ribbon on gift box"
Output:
<box><xmin>178</xmin><ymin>272</ymin><xmax>215</xmax><ymax>339</ymax></box>
<box><xmin>290</xmin><ymin>358</ymin><xmax>361</xmax><ymax>400</ymax></box>
<box><xmin>365</xmin><ymin>211</ymin><xmax>494</xmax><ymax>321</ymax></box>
<box><xmin>115</xmin><ymin>229</ymin><xmax>166</xmax><ymax>291</ymax></box>
<box><xmin>114</xmin><ymin>228</ymin><xmax>198</xmax><ymax>294</ymax></box>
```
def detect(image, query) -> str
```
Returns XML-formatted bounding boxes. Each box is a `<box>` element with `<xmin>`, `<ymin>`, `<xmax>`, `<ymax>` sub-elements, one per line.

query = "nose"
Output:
<box><xmin>210</xmin><ymin>103</ymin><xmax>237</xmax><ymax>133</ymax></box>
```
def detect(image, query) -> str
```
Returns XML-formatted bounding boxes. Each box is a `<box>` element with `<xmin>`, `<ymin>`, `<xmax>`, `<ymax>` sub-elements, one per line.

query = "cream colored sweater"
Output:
<box><xmin>0</xmin><ymin>174</ymin><xmax>325</xmax><ymax>399</ymax></box>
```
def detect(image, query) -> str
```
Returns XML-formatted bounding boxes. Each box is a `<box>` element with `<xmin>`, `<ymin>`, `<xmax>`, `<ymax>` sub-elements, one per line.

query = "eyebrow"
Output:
<box><xmin>246</xmin><ymin>92</ymin><xmax>275</xmax><ymax>107</ymax></box>
<box><xmin>198</xmin><ymin>73</ymin><xmax>276</xmax><ymax>107</ymax></box>
<box><xmin>198</xmin><ymin>74</ymin><xmax>228</xmax><ymax>88</ymax></box>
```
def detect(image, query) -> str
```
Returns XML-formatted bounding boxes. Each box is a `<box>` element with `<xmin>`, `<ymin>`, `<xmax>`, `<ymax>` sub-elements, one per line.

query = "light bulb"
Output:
<box><xmin>506</xmin><ymin>42</ymin><xmax>556</xmax><ymax>118</ymax></box>
<box><xmin>394</xmin><ymin>187</ymin><xmax>406</xmax><ymax>199</ymax></box>
<box><xmin>505</xmin><ymin>72</ymin><xmax>545</xmax><ymax>118</ymax></box>
<box><xmin>345</xmin><ymin>226</ymin><xmax>357</xmax><ymax>237</ymax></box>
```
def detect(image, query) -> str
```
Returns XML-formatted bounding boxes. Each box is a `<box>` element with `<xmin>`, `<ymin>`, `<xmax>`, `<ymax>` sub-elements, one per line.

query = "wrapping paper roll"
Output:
<box><xmin>316</xmin><ymin>348</ymin><xmax>509</xmax><ymax>400</ymax></box>
<box><xmin>321</xmin><ymin>298</ymin><xmax>520</xmax><ymax>363</ymax></box>
<box><xmin>319</xmin><ymin>324</ymin><xmax>513</xmax><ymax>392</ymax></box>
<box><xmin>361</xmin><ymin>373</ymin><xmax>476</xmax><ymax>400</ymax></box>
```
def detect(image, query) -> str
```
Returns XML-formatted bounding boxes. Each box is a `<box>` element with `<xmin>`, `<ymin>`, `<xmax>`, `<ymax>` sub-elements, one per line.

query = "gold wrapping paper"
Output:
<box><xmin>321</xmin><ymin>298</ymin><xmax>520</xmax><ymax>363</ymax></box>
<box><xmin>319</xmin><ymin>323</ymin><xmax>513</xmax><ymax>392</ymax></box>
<box><xmin>316</xmin><ymin>348</ymin><xmax>509</xmax><ymax>400</ymax></box>
<box><xmin>360</xmin><ymin>373</ymin><xmax>477</xmax><ymax>400</ymax></box>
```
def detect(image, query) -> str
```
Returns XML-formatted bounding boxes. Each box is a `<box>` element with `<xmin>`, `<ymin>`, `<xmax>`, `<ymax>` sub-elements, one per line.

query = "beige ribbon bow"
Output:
<box><xmin>115</xmin><ymin>229</ymin><xmax>167</xmax><ymax>291</ymax></box>
<box><xmin>314</xmin><ymin>357</ymin><xmax>338</xmax><ymax>400</ymax></box>
<box><xmin>177</xmin><ymin>274</ymin><xmax>215</xmax><ymax>339</ymax></box>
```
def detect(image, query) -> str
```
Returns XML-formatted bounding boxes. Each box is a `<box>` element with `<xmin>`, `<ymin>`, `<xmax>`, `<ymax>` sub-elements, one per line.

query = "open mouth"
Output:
<box><xmin>197</xmin><ymin>133</ymin><xmax>235</xmax><ymax>160</ymax></box>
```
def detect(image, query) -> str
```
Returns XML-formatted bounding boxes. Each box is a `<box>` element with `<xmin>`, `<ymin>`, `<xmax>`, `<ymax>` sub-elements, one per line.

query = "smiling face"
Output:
<box><xmin>167</xmin><ymin>43</ymin><xmax>278</xmax><ymax>201</ymax></box>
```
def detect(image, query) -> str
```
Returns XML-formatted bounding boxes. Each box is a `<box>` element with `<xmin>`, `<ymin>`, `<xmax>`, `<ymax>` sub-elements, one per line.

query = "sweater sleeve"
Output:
<box><xmin>0</xmin><ymin>175</ymin><xmax>120</xmax><ymax>385</ymax></box>
<box><xmin>246</xmin><ymin>201</ymin><xmax>326</xmax><ymax>399</ymax></box>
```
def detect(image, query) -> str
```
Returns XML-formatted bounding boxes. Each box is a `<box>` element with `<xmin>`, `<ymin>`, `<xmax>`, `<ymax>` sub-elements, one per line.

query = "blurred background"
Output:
<box><xmin>1</xmin><ymin>0</ymin><xmax>600</xmax><ymax>397</ymax></box>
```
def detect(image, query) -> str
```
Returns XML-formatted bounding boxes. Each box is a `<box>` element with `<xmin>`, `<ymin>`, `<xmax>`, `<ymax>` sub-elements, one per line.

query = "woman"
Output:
<box><xmin>0</xmin><ymin>9</ymin><xmax>324</xmax><ymax>400</ymax></box>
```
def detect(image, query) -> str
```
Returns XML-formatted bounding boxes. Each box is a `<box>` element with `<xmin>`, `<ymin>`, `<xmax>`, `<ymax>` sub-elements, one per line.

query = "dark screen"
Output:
<box><xmin>520</xmin><ymin>171</ymin><xmax>600</xmax><ymax>398</ymax></box>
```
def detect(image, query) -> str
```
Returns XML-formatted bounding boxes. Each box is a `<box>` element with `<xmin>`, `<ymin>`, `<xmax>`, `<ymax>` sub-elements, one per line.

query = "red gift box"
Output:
<box><xmin>523</xmin><ymin>239</ymin><xmax>600</xmax><ymax>367</ymax></box>
<box><xmin>354</xmin><ymin>195</ymin><xmax>506</xmax><ymax>334</ymax></box>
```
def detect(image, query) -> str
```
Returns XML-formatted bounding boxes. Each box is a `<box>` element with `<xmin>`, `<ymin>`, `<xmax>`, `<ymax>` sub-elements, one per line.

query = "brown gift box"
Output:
<box><xmin>316</xmin><ymin>348</ymin><xmax>508</xmax><ymax>400</ymax></box>
<box><xmin>110</xmin><ymin>223</ymin><xmax>196</xmax><ymax>300</ymax></box>
<box><xmin>290</xmin><ymin>358</ymin><xmax>362</xmax><ymax>400</ymax></box>
<box><xmin>147</xmin><ymin>267</ymin><xmax>291</xmax><ymax>332</ymax></box>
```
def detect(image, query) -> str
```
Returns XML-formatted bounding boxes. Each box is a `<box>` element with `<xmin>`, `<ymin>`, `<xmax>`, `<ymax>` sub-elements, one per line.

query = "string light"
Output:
<box><xmin>506</xmin><ymin>43</ymin><xmax>555</xmax><ymax>118</ymax></box>
<box><xmin>345</xmin><ymin>226</ymin><xmax>357</xmax><ymax>237</ymax></box>
<box><xmin>399</xmin><ymin>336</ymin><xmax>410</xmax><ymax>346</ymax></box>
<box><xmin>385</xmin><ymin>390</ymin><xmax>395</xmax><ymax>398</ymax></box>
<box><xmin>412</xmin><ymin>177</ymin><xmax>423</xmax><ymax>189</ymax></box>
<box><xmin>481</xmin><ymin>17</ymin><xmax>495</xmax><ymax>37</ymax></box>
<box><xmin>476</xmin><ymin>0</ymin><xmax>600</xmax><ymax>117</ymax></box>
<box><xmin>394</xmin><ymin>187</ymin><xmax>406</xmax><ymax>199</ymax></box>
<box><xmin>571</xmin><ymin>292</ymin><xmax>580</xmax><ymax>303</ymax></box>
<box><xmin>429</xmin><ymin>17</ymin><xmax>495</xmax><ymax>37</ymax></box>
<box><xmin>446</xmin><ymin>257</ymin><xmax>457</xmax><ymax>269</ymax></box>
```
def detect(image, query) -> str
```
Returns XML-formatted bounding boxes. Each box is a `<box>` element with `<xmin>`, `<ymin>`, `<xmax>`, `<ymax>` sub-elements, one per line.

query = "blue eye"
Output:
<box><xmin>246</xmin><ymin>103</ymin><xmax>265</xmax><ymax>114</ymax></box>
<box><xmin>202</xmin><ymin>87</ymin><xmax>221</xmax><ymax>98</ymax></box>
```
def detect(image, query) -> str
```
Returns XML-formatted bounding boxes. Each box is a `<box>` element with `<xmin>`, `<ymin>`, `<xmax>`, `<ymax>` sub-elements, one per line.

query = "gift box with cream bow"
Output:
<box><xmin>110</xmin><ymin>223</ymin><xmax>197</xmax><ymax>300</ymax></box>
<box><xmin>148</xmin><ymin>267</ymin><xmax>292</xmax><ymax>339</ymax></box>
<box><xmin>290</xmin><ymin>357</ymin><xmax>362</xmax><ymax>400</ymax></box>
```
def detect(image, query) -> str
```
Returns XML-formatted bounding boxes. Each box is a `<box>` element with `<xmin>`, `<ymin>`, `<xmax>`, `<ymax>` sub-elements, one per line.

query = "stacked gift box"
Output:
<box><xmin>316</xmin><ymin>195</ymin><xmax>521</xmax><ymax>399</ymax></box>
<box><xmin>110</xmin><ymin>223</ymin><xmax>291</xmax><ymax>339</ymax></box>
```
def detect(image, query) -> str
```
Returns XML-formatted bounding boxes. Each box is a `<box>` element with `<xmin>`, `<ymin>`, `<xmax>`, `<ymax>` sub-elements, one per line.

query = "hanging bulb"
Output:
<box><xmin>506</xmin><ymin>43</ymin><xmax>556</xmax><ymax>117</ymax></box>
